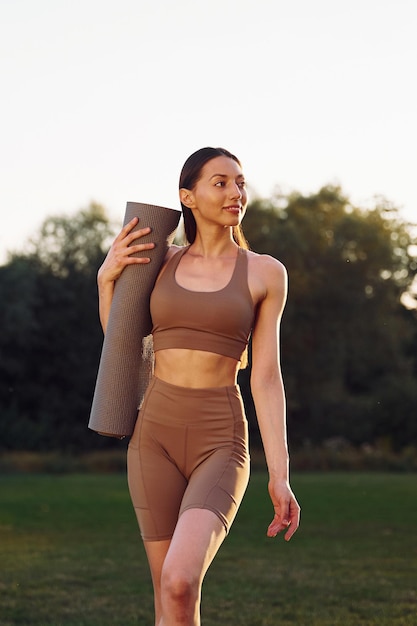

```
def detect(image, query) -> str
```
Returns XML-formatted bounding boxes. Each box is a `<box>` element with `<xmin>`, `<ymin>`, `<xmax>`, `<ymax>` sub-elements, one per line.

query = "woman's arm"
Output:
<box><xmin>250</xmin><ymin>255</ymin><xmax>300</xmax><ymax>541</ymax></box>
<box><xmin>97</xmin><ymin>218</ymin><xmax>155</xmax><ymax>333</ymax></box>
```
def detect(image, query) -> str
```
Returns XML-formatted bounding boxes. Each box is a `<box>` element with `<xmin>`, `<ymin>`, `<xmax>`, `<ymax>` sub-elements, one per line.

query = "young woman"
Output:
<box><xmin>97</xmin><ymin>147</ymin><xmax>300</xmax><ymax>626</ymax></box>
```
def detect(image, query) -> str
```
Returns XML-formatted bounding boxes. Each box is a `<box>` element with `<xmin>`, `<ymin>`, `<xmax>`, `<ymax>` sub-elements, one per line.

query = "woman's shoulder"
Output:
<box><xmin>164</xmin><ymin>244</ymin><xmax>187</xmax><ymax>261</ymax></box>
<box><xmin>155</xmin><ymin>245</ymin><xmax>187</xmax><ymax>281</ymax></box>
<box><xmin>245</xmin><ymin>249</ymin><xmax>287</xmax><ymax>305</ymax></box>
<box><xmin>245</xmin><ymin>249</ymin><xmax>287</xmax><ymax>282</ymax></box>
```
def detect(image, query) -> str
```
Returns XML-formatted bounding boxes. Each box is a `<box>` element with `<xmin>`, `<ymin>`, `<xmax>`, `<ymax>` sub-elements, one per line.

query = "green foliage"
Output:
<box><xmin>0</xmin><ymin>204</ymin><xmax>120</xmax><ymax>452</ymax></box>
<box><xmin>25</xmin><ymin>203</ymin><xmax>113</xmax><ymax>278</ymax></box>
<box><xmin>0</xmin><ymin>191</ymin><xmax>416</xmax><ymax>453</ymax></box>
<box><xmin>242</xmin><ymin>187</ymin><xmax>417</xmax><ymax>449</ymax></box>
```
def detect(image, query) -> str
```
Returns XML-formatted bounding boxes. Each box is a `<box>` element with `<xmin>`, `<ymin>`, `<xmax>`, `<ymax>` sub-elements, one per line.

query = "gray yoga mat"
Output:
<box><xmin>89</xmin><ymin>201</ymin><xmax>181</xmax><ymax>437</ymax></box>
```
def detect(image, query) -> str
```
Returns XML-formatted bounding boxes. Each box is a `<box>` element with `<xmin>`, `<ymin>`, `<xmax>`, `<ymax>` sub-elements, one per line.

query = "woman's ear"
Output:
<box><xmin>179</xmin><ymin>188</ymin><xmax>195</xmax><ymax>209</ymax></box>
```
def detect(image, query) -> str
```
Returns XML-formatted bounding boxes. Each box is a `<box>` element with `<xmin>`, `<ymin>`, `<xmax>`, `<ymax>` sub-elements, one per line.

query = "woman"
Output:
<box><xmin>98</xmin><ymin>147</ymin><xmax>300</xmax><ymax>626</ymax></box>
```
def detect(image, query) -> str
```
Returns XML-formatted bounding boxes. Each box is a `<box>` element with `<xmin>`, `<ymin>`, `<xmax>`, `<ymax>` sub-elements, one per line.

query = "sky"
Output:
<box><xmin>1</xmin><ymin>0</ymin><xmax>416</xmax><ymax>263</ymax></box>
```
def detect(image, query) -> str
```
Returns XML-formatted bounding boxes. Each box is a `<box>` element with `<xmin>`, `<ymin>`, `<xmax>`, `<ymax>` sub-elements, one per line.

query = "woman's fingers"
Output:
<box><xmin>122</xmin><ymin>245</ymin><xmax>154</xmax><ymax>264</ymax></box>
<box><xmin>114</xmin><ymin>220</ymin><xmax>154</xmax><ymax>261</ymax></box>
<box><xmin>266</xmin><ymin>488</ymin><xmax>301</xmax><ymax>540</ymax></box>
<box><xmin>98</xmin><ymin>219</ymin><xmax>156</xmax><ymax>283</ymax></box>
<box><xmin>125</xmin><ymin>225</ymin><xmax>152</xmax><ymax>245</ymax></box>
<box><xmin>117</xmin><ymin>216</ymin><xmax>139</xmax><ymax>238</ymax></box>
<box><xmin>121</xmin><ymin>240</ymin><xmax>155</xmax><ymax>259</ymax></box>
<box><xmin>284</xmin><ymin>517</ymin><xmax>299</xmax><ymax>542</ymax></box>
<box><xmin>116</xmin><ymin>218</ymin><xmax>152</xmax><ymax>244</ymax></box>
<box><xmin>267</xmin><ymin>515</ymin><xmax>286</xmax><ymax>538</ymax></box>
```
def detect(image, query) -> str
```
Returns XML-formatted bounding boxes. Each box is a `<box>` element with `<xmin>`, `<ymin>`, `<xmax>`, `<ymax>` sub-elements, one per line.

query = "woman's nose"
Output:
<box><xmin>230</xmin><ymin>182</ymin><xmax>242</xmax><ymax>199</ymax></box>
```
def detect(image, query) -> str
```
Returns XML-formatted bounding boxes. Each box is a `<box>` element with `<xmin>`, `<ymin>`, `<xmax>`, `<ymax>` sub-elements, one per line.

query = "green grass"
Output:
<box><xmin>1</xmin><ymin>472</ymin><xmax>416</xmax><ymax>625</ymax></box>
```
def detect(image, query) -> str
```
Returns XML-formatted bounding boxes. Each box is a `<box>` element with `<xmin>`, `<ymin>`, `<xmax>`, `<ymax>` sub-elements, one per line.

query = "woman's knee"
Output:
<box><xmin>161</xmin><ymin>565</ymin><xmax>200</xmax><ymax>605</ymax></box>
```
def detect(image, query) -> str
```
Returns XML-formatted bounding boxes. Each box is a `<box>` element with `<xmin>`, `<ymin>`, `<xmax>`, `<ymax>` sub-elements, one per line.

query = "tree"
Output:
<box><xmin>1</xmin><ymin>193</ymin><xmax>416</xmax><ymax>453</ymax></box>
<box><xmin>242</xmin><ymin>187</ymin><xmax>417</xmax><ymax>448</ymax></box>
<box><xmin>25</xmin><ymin>202</ymin><xmax>114</xmax><ymax>278</ymax></box>
<box><xmin>0</xmin><ymin>204</ymin><xmax>119</xmax><ymax>451</ymax></box>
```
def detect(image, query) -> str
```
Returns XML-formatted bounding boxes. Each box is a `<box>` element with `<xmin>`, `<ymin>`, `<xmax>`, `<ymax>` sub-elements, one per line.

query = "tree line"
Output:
<box><xmin>0</xmin><ymin>189</ymin><xmax>416</xmax><ymax>452</ymax></box>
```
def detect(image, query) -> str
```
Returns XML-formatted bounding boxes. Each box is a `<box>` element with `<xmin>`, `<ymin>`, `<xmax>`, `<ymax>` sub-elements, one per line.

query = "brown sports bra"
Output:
<box><xmin>150</xmin><ymin>246</ymin><xmax>255</xmax><ymax>361</ymax></box>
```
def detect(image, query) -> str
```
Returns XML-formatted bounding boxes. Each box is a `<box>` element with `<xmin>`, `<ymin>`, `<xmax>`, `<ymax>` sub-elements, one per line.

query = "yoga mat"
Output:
<box><xmin>89</xmin><ymin>202</ymin><xmax>181</xmax><ymax>437</ymax></box>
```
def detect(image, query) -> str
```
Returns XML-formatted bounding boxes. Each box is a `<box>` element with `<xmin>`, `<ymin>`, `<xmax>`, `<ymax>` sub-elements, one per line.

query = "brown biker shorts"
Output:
<box><xmin>127</xmin><ymin>376</ymin><xmax>250</xmax><ymax>541</ymax></box>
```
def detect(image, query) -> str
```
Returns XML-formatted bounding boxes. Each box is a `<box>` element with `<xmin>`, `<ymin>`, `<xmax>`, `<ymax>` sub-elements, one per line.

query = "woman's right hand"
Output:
<box><xmin>98</xmin><ymin>217</ymin><xmax>155</xmax><ymax>286</ymax></box>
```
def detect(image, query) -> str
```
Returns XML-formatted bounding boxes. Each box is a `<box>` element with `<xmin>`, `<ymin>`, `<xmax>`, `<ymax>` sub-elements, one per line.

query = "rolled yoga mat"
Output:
<box><xmin>89</xmin><ymin>201</ymin><xmax>181</xmax><ymax>438</ymax></box>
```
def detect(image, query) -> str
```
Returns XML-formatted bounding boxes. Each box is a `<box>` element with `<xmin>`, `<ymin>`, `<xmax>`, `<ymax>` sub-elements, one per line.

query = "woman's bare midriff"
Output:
<box><xmin>153</xmin><ymin>348</ymin><xmax>240</xmax><ymax>388</ymax></box>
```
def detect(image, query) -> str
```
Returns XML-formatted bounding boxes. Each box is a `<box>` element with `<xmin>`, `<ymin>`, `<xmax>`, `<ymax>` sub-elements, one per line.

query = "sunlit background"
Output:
<box><xmin>1</xmin><ymin>0</ymin><xmax>415</xmax><ymax>262</ymax></box>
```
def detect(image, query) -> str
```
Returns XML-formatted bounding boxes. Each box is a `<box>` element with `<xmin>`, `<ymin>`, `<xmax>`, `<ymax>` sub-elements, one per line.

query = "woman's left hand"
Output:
<box><xmin>267</xmin><ymin>478</ymin><xmax>300</xmax><ymax>541</ymax></box>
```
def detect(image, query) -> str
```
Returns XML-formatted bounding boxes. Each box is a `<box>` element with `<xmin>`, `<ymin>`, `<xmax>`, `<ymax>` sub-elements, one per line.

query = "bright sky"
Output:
<box><xmin>1</xmin><ymin>0</ymin><xmax>416</xmax><ymax>263</ymax></box>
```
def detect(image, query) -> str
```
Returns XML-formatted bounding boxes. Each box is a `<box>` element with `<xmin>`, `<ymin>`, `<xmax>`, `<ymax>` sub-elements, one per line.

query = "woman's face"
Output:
<box><xmin>182</xmin><ymin>156</ymin><xmax>248</xmax><ymax>228</ymax></box>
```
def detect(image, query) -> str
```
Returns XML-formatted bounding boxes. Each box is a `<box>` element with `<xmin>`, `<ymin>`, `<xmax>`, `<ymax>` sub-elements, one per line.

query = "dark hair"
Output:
<box><xmin>179</xmin><ymin>147</ymin><xmax>248</xmax><ymax>249</ymax></box>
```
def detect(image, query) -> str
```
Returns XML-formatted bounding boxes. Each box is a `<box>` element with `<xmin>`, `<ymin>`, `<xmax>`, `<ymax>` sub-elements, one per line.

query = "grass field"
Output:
<box><xmin>1</xmin><ymin>471</ymin><xmax>416</xmax><ymax>625</ymax></box>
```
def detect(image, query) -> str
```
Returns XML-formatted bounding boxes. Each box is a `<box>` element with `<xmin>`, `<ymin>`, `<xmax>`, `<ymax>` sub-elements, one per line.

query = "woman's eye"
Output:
<box><xmin>215</xmin><ymin>181</ymin><xmax>225</xmax><ymax>187</ymax></box>
<box><xmin>238</xmin><ymin>181</ymin><xmax>246</xmax><ymax>188</ymax></box>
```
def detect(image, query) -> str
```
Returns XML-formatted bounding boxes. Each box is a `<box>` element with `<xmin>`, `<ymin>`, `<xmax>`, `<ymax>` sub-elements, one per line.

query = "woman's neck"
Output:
<box><xmin>190</xmin><ymin>229</ymin><xmax>237</xmax><ymax>258</ymax></box>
